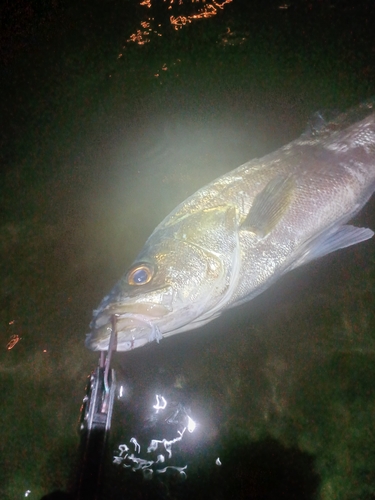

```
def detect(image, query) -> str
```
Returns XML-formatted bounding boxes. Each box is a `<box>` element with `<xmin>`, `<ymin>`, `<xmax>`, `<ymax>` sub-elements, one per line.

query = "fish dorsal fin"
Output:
<box><xmin>241</xmin><ymin>174</ymin><xmax>295</xmax><ymax>237</ymax></box>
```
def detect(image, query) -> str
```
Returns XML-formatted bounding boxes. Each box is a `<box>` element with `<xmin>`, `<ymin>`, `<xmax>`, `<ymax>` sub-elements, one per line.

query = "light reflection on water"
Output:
<box><xmin>126</xmin><ymin>0</ymin><xmax>234</xmax><ymax>45</ymax></box>
<box><xmin>112</xmin><ymin>389</ymin><xmax>199</xmax><ymax>485</ymax></box>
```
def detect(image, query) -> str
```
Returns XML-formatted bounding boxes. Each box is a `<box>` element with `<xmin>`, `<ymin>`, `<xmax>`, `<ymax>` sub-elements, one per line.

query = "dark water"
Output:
<box><xmin>1</xmin><ymin>1</ymin><xmax>375</xmax><ymax>499</ymax></box>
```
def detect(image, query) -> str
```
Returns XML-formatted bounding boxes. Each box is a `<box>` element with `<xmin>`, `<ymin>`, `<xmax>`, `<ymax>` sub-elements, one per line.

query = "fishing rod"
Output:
<box><xmin>74</xmin><ymin>315</ymin><xmax>118</xmax><ymax>500</ymax></box>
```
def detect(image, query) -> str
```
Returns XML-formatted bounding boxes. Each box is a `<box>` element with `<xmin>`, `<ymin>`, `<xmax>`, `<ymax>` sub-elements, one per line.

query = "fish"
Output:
<box><xmin>86</xmin><ymin>99</ymin><xmax>375</xmax><ymax>352</ymax></box>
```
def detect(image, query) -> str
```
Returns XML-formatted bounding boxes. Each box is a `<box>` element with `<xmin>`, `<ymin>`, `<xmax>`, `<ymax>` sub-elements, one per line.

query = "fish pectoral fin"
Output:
<box><xmin>291</xmin><ymin>225</ymin><xmax>374</xmax><ymax>269</ymax></box>
<box><xmin>241</xmin><ymin>174</ymin><xmax>295</xmax><ymax>237</ymax></box>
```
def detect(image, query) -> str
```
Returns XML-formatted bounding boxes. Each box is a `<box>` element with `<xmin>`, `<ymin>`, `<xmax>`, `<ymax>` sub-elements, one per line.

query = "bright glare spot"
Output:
<box><xmin>153</xmin><ymin>394</ymin><xmax>167</xmax><ymax>412</ymax></box>
<box><xmin>157</xmin><ymin>465</ymin><xmax>187</xmax><ymax>478</ymax></box>
<box><xmin>148</xmin><ymin>427</ymin><xmax>186</xmax><ymax>458</ymax></box>
<box><xmin>127</xmin><ymin>454</ymin><xmax>153</xmax><ymax>469</ymax></box>
<box><xmin>216</xmin><ymin>457</ymin><xmax>222</xmax><ymax>466</ymax></box>
<box><xmin>118</xmin><ymin>384</ymin><xmax>130</xmax><ymax>400</ymax></box>
<box><xmin>119</xmin><ymin>444</ymin><xmax>129</xmax><ymax>456</ymax></box>
<box><xmin>43</xmin><ymin>349</ymin><xmax>47</xmax><ymax>353</ymax></box>
<box><xmin>187</xmin><ymin>415</ymin><xmax>196</xmax><ymax>433</ymax></box>
<box><xmin>24</xmin><ymin>491</ymin><xmax>31</xmax><ymax>498</ymax></box>
<box><xmin>130</xmin><ymin>437</ymin><xmax>141</xmax><ymax>453</ymax></box>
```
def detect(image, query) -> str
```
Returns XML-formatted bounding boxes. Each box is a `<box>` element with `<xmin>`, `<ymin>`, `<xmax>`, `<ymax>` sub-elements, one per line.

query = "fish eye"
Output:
<box><xmin>127</xmin><ymin>263</ymin><xmax>154</xmax><ymax>286</ymax></box>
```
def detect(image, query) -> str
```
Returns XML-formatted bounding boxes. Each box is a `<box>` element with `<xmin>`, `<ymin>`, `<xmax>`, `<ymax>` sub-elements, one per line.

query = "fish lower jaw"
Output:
<box><xmin>86</xmin><ymin>314</ymin><xmax>164</xmax><ymax>352</ymax></box>
<box><xmin>115</xmin><ymin>333</ymin><xmax>158</xmax><ymax>351</ymax></box>
<box><xmin>85</xmin><ymin>334</ymin><xmax>111</xmax><ymax>352</ymax></box>
<box><xmin>116</xmin><ymin>319</ymin><xmax>163</xmax><ymax>351</ymax></box>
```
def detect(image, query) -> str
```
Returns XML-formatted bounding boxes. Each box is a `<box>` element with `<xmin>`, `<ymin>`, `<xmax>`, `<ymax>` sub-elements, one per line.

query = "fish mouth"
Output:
<box><xmin>86</xmin><ymin>302</ymin><xmax>169</xmax><ymax>351</ymax></box>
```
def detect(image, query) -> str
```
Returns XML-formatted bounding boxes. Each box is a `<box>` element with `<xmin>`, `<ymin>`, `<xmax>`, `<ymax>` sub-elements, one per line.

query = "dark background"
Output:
<box><xmin>1</xmin><ymin>1</ymin><xmax>375</xmax><ymax>499</ymax></box>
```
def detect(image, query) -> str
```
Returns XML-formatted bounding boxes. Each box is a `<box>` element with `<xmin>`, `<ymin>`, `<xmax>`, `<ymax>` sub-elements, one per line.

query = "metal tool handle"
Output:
<box><xmin>74</xmin><ymin>317</ymin><xmax>118</xmax><ymax>499</ymax></box>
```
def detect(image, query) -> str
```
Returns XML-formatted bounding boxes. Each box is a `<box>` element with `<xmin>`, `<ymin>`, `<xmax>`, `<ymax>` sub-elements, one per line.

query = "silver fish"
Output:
<box><xmin>86</xmin><ymin>101</ymin><xmax>375</xmax><ymax>352</ymax></box>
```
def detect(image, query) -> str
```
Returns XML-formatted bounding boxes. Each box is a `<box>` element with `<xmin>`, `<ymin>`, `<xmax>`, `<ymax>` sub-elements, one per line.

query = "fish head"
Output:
<box><xmin>86</xmin><ymin>205</ymin><xmax>239</xmax><ymax>351</ymax></box>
